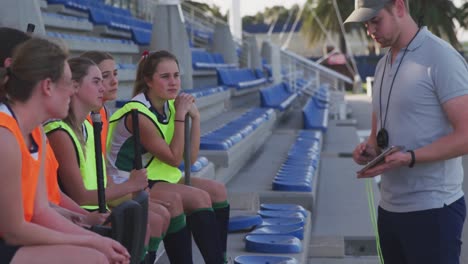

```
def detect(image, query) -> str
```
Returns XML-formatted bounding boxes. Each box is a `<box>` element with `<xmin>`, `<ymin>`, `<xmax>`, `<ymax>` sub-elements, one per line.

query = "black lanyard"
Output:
<box><xmin>379</xmin><ymin>27</ymin><xmax>421</xmax><ymax>131</ymax></box>
<box><xmin>376</xmin><ymin>27</ymin><xmax>421</xmax><ymax>149</ymax></box>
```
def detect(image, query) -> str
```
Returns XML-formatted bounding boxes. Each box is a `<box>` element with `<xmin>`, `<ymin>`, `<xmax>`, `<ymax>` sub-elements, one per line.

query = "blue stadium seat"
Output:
<box><xmin>260</xmin><ymin>203</ymin><xmax>308</xmax><ymax>217</ymax></box>
<box><xmin>228</xmin><ymin>215</ymin><xmax>263</xmax><ymax>232</ymax></box>
<box><xmin>272</xmin><ymin>130</ymin><xmax>322</xmax><ymax>192</ymax></box>
<box><xmin>258</xmin><ymin>210</ymin><xmax>305</xmax><ymax>219</ymax></box>
<box><xmin>86</xmin><ymin>4</ymin><xmax>152</xmax><ymax>45</ymax></box>
<box><xmin>191</xmin><ymin>50</ymin><xmax>236</xmax><ymax>70</ymax></box>
<box><xmin>217</xmin><ymin>68</ymin><xmax>267</xmax><ymax>89</ymax></box>
<box><xmin>245</xmin><ymin>235</ymin><xmax>302</xmax><ymax>253</ymax></box>
<box><xmin>200</xmin><ymin>108</ymin><xmax>274</xmax><ymax>150</ymax></box>
<box><xmin>178</xmin><ymin>156</ymin><xmax>210</xmax><ymax>173</ymax></box>
<box><xmin>258</xmin><ymin>217</ymin><xmax>305</xmax><ymax>228</ymax></box>
<box><xmin>186</xmin><ymin>86</ymin><xmax>227</xmax><ymax>98</ymax></box>
<box><xmin>302</xmin><ymin>86</ymin><xmax>330</xmax><ymax>132</ymax></box>
<box><xmin>259</xmin><ymin>82</ymin><xmax>297</xmax><ymax>111</ymax></box>
<box><xmin>250</xmin><ymin>225</ymin><xmax>304</xmax><ymax>240</ymax></box>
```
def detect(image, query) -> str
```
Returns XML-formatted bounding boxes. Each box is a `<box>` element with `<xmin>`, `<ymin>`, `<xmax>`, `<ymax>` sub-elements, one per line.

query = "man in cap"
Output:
<box><xmin>348</xmin><ymin>0</ymin><xmax>468</xmax><ymax>263</ymax></box>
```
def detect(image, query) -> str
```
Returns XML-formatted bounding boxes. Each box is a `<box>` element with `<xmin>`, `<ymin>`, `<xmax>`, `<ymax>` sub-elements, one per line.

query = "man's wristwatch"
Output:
<box><xmin>407</xmin><ymin>150</ymin><xmax>415</xmax><ymax>168</ymax></box>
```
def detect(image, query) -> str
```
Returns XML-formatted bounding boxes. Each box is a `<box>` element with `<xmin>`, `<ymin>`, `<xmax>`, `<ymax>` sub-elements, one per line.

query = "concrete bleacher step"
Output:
<box><xmin>200</xmin><ymin>108</ymin><xmax>277</xmax><ymax>184</ymax></box>
<box><xmin>42</xmin><ymin>11</ymin><xmax>93</xmax><ymax>32</ymax></box>
<box><xmin>116</xmin><ymin>64</ymin><xmax>137</xmax><ymax>83</ymax></box>
<box><xmin>38</xmin><ymin>0</ymin><xmax>48</xmax><ymax>10</ymax></box>
<box><xmin>321</xmin><ymin>124</ymin><xmax>361</xmax><ymax>155</ymax></box>
<box><xmin>94</xmin><ymin>25</ymin><xmax>133</xmax><ymax>39</ymax></box>
<box><xmin>226</xmin><ymin>127</ymin><xmax>318</xmax><ymax>211</ymax></box>
<box><xmin>46</xmin><ymin>32</ymin><xmax>139</xmax><ymax>61</ymax></box>
<box><xmin>46</xmin><ymin>3</ymin><xmax>89</xmax><ymax>18</ymax></box>
<box><xmin>192</xmin><ymin>87</ymin><xmax>231</xmax><ymax>123</ymax></box>
<box><xmin>308</xmin><ymin>256</ymin><xmax>380</xmax><ymax>264</ymax></box>
<box><xmin>234</xmin><ymin>255</ymin><xmax>298</xmax><ymax>264</ymax></box>
<box><xmin>309</xmin><ymin>123</ymin><xmax>380</xmax><ymax>258</ymax></box>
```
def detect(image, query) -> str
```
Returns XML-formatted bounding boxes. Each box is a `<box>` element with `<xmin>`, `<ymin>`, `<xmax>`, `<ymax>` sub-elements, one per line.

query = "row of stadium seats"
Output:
<box><xmin>191</xmin><ymin>49</ymin><xmax>237</xmax><ymax>70</ymax></box>
<box><xmin>217</xmin><ymin>68</ymin><xmax>267</xmax><ymax>90</ymax></box>
<box><xmin>259</xmin><ymin>82</ymin><xmax>298</xmax><ymax>111</ymax></box>
<box><xmin>302</xmin><ymin>84</ymin><xmax>330</xmax><ymax>132</ymax></box>
<box><xmin>200</xmin><ymin>108</ymin><xmax>275</xmax><ymax>151</ymax></box>
<box><xmin>228</xmin><ymin>203</ymin><xmax>312</xmax><ymax>263</ymax></box>
<box><xmin>272</xmin><ymin>130</ymin><xmax>322</xmax><ymax>192</ymax></box>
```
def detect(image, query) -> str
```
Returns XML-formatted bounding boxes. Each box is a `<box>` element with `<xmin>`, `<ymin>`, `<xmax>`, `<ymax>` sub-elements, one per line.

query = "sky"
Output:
<box><xmin>202</xmin><ymin>0</ymin><xmax>305</xmax><ymax>17</ymax></box>
<box><xmin>197</xmin><ymin>0</ymin><xmax>468</xmax><ymax>42</ymax></box>
<box><xmin>202</xmin><ymin>0</ymin><xmax>466</xmax><ymax>17</ymax></box>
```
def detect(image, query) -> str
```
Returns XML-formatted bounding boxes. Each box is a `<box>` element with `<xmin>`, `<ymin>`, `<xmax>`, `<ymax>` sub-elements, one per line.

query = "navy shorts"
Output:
<box><xmin>378</xmin><ymin>197</ymin><xmax>466</xmax><ymax>264</ymax></box>
<box><xmin>0</xmin><ymin>239</ymin><xmax>21</xmax><ymax>263</ymax></box>
<box><xmin>148</xmin><ymin>179</ymin><xmax>168</xmax><ymax>189</ymax></box>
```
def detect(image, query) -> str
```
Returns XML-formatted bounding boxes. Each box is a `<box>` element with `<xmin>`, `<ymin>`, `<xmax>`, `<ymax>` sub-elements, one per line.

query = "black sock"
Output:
<box><xmin>144</xmin><ymin>236</ymin><xmax>162</xmax><ymax>264</ymax></box>
<box><xmin>213</xmin><ymin>201</ymin><xmax>230</xmax><ymax>263</ymax></box>
<box><xmin>187</xmin><ymin>208</ymin><xmax>223</xmax><ymax>264</ymax></box>
<box><xmin>144</xmin><ymin>251</ymin><xmax>155</xmax><ymax>264</ymax></box>
<box><xmin>163</xmin><ymin>213</ymin><xmax>193</xmax><ymax>264</ymax></box>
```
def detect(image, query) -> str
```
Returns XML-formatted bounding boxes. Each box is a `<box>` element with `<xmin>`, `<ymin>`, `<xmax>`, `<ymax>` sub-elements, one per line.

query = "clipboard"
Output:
<box><xmin>357</xmin><ymin>145</ymin><xmax>404</xmax><ymax>174</ymax></box>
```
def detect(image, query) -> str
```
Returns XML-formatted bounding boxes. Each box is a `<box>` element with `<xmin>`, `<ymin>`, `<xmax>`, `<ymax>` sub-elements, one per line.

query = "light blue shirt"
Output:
<box><xmin>372</xmin><ymin>27</ymin><xmax>468</xmax><ymax>212</ymax></box>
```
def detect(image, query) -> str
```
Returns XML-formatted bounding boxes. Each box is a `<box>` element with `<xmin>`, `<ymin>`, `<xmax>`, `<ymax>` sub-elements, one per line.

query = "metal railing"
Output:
<box><xmin>280</xmin><ymin>48</ymin><xmax>352</xmax><ymax>92</ymax></box>
<box><xmin>115</xmin><ymin>0</ymin><xmax>354</xmax><ymax>95</ymax></box>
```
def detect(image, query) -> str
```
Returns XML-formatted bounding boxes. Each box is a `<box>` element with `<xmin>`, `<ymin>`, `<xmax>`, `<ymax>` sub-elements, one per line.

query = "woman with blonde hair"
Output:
<box><xmin>0</xmin><ymin>38</ymin><xmax>129</xmax><ymax>264</ymax></box>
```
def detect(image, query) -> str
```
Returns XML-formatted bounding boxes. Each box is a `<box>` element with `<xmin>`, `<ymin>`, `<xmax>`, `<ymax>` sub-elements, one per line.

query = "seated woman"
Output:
<box><xmin>80</xmin><ymin>51</ymin><xmax>192</xmax><ymax>263</ymax></box>
<box><xmin>107</xmin><ymin>50</ymin><xmax>230</xmax><ymax>264</ymax></box>
<box><xmin>0</xmin><ymin>37</ymin><xmax>129</xmax><ymax>264</ymax></box>
<box><xmin>44</xmin><ymin>57</ymin><xmax>168</xmax><ymax>263</ymax></box>
<box><xmin>0</xmin><ymin>26</ymin><xmax>107</xmax><ymax>228</ymax></box>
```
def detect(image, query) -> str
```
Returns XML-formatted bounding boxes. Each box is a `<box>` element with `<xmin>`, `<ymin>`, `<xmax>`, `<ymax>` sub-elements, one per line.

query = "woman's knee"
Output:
<box><xmin>185</xmin><ymin>188</ymin><xmax>211</xmax><ymax>210</ymax></box>
<box><xmin>199</xmin><ymin>180</ymin><xmax>227</xmax><ymax>202</ymax></box>
<box><xmin>211</xmin><ymin>180</ymin><xmax>227</xmax><ymax>201</ymax></box>
<box><xmin>150</xmin><ymin>191</ymin><xmax>184</xmax><ymax>216</ymax></box>
<box><xmin>150</xmin><ymin>203</ymin><xmax>171</xmax><ymax>228</ymax></box>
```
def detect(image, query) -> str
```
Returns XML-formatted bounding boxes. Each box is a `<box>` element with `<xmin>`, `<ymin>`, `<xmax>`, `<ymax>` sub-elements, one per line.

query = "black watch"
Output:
<box><xmin>406</xmin><ymin>150</ymin><xmax>415</xmax><ymax>168</ymax></box>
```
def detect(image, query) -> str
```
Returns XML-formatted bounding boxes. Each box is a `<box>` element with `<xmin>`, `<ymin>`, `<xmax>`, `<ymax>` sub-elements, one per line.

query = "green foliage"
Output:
<box><xmin>186</xmin><ymin>1</ymin><xmax>227</xmax><ymax>21</ymax></box>
<box><xmin>301</xmin><ymin>0</ymin><xmax>467</xmax><ymax>51</ymax></box>
<box><xmin>409</xmin><ymin>0</ymin><xmax>464</xmax><ymax>50</ymax></box>
<box><xmin>242</xmin><ymin>5</ymin><xmax>300</xmax><ymax>27</ymax></box>
<box><xmin>301</xmin><ymin>0</ymin><xmax>357</xmax><ymax>50</ymax></box>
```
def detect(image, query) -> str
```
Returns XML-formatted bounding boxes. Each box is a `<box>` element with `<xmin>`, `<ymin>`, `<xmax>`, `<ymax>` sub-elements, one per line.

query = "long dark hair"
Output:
<box><xmin>0</xmin><ymin>27</ymin><xmax>31</xmax><ymax>65</ymax></box>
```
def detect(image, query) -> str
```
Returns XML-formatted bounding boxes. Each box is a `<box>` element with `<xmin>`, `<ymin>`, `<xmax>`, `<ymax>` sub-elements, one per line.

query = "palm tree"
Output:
<box><xmin>461</xmin><ymin>2</ymin><xmax>468</xmax><ymax>27</ymax></box>
<box><xmin>301</xmin><ymin>0</ymin><xmax>355</xmax><ymax>54</ymax></box>
<box><xmin>301</xmin><ymin>0</ymin><xmax>466</xmax><ymax>53</ymax></box>
<box><xmin>410</xmin><ymin>0</ymin><xmax>463</xmax><ymax>50</ymax></box>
